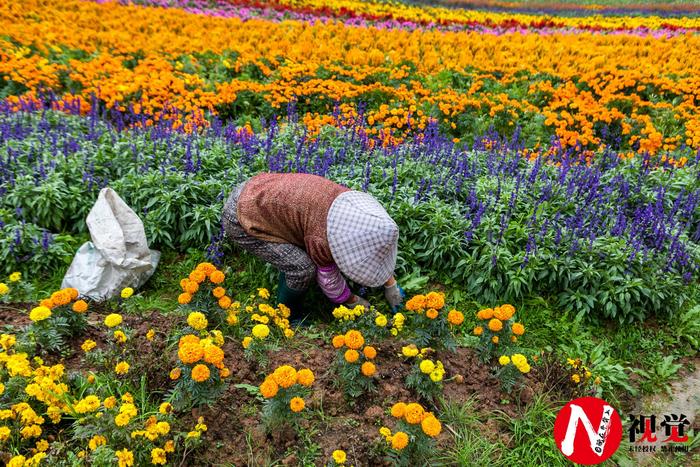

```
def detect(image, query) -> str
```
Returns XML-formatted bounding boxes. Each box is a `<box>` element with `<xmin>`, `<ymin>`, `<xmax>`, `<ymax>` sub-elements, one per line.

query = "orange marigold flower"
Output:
<box><xmin>361</xmin><ymin>361</ymin><xmax>376</xmax><ymax>377</ymax></box>
<box><xmin>51</xmin><ymin>290</ymin><xmax>71</xmax><ymax>306</ymax></box>
<box><xmin>344</xmin><ymin>349</ymin><xmax>359</xmax><ymax>363</ymax></box>
<box><xmin>178</xmin><ymin>343</ymin><xmax>204</xmax><ymax>364</ymax></box>
<box><xmin>332</xmin><ymin>335</ymin><xmax>345</xmax><ymax>348</ymax></box>
<box><xmin>500</xmin><ymin>304</ymin><xmax>516</xmax><ymax>320</ymax></box>
<box><xmin>219</xmin><ymin>367</ymin><xmax>230</xmax><ymax>378</ymax></box>
<box><xmin>289</xmin><ymin>397</ymin><xmax>305</xmax><ymax>413</ymax></box>
<box><xmin>476</xmin><ymin>308</ymin><xmax>493</xmax><ymax>320</ymax></box>
<box><xmin>488</xmin><ymin>318</ymin><xmax>503</xmax><ymax>332</ymax></box>
<box><xmin>492</xmin><ymin>336</ymin><xmax>499</xmax><ymax>344</ymax></box>
<box><xmin>426</xmin><ymin>308</ymin><xmax>438</xmax><ymax>319</ymax></box>
<box><xmin>424</xmin><ymin>292</ymin><xmax>445</xmax><ymax>310</ymax></box>
<box><xmin>473</xmin><ymin>326</ymin><xmax>483</xmax><ymax>336</ymax></box>
<box><xmin>212</xmin><ymin>287</ymin><xmax>226</xmax><ymax>299</ymax></box>
<box><xmin>297</xmin><ymin>368</ymin><xmax>315</xmax><ymax>387</ymax></box>
<box><xmin>72</xmin><ymin>300</ymin><xmax>88</xmax><ymax>313</ymax></box>
<box><xmin>511</xmin><ymin>323</ymin><xmax>525</xmax><ymax>336</ymax></box>
<box><xmin>191</xmin><ymin>364</ymin><xmax>210</xmax><ymax>382</ymax></box>
<box><xmin>209</xmin><ymin>270</ymin><xmax>225</xmax><ymax>284</ymax></box>
<box><xmin>421</xmin><ymin>415</ymin><xmax>442</xmax><ymax>437</ymax></box>
<box><xmin>447</xmin><ymin>309</ymin><xmax>464</xmax><ymax>325</ymax></box>
<box><xmin>404</xmin><ymin>403</ymin><xmax>424</xmax><ymax>424</ymax></box>
<box><xmin>189</xmin><ymin>270</ymin><xmax>206</xmax><ymax>284</ymax></box>
<box><xmin>272</xmin><ymin>365</ymin><xmax>297</xmax><ymax>388</ymax></box>
<box><xmin>185</xmin><ymin>281</ymin><xmax>199</xmax><ymax>295</ymax></box>
<box><xmin>363</xmin><ymin>346</ymin><xmax>377</xmax><ymax>359</ymax></box>
<box><xmin>179</xmin><ymin>279</ymin><xmax>188</xmax><ymax>291</ymax></box>
<box><xmin>203</xmin><ymin>346</ymin><xmax>224</xmax><ymax>366</ymax></box>
<box><xmin>169</xmin><ymin>368</ymin><xmax>181</xmax><ymax>380</ymax></box>
<box><xmin>178</xmin><ymin>293</ymin><xmax>192</xmax><ymax>305</ymax></box>
<box><xmin>195</xmin><ymin>262</ymin><xmax>216</xmax><ymax>275</ymax></box>
<box><xmin>405</xmin><ymin>294</ymin><xmax>426</xmax><ymax>311</ymax></box>
<box><xmin>259</xmin><ymin>378</ymin><xmax>278</xmax><ymax>398</ymax></box>
<box><xmin>390</xmin><ymin>402</ymin><xmax>406</xmax><ymax>418</ymax></box>
<box><xmin>66</xmin><ymin>288</ymin><xmax>79</xmax><ymax>300</ymax></box>
<box><xmin>218</xmin><ymin>296</ymin><xmax>232</xmax><ymax>309</ymax></box>
<box><xmin>391</xmin><ymin>431</ymin><xmax>409</xmax><ymax>450</ymax></box>
<box><xmin>179</xmin><ymin>334</ymin><xmax>200</xmax><ymax>348</ymax></box>
<box><xmin>39</xmin><ymin>298</ymin><xmax>54</xmax><ymax>309</ymax></box>
<box><xmin>344</xmin><ymin>330</ymin><xmax>364</xmax><ymax>350</ymax></box>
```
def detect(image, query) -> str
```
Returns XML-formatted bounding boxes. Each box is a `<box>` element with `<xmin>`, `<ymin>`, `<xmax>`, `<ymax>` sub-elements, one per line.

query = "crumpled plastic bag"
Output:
<box><xmin>61</xmin><ymin>187</ymin><xmax>160</xmax><ymax>301</ymax></box>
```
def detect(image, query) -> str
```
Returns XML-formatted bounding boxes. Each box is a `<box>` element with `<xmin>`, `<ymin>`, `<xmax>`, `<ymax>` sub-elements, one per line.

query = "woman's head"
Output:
<box><xmin>327</xmin><ymin>191</ymin><xmax>398</xmax><ymax>287</ymax></box>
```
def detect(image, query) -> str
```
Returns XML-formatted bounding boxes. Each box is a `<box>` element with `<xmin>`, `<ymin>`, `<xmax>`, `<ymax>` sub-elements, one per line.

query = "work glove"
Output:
<box><xmin>346</xmin><ymin>294</ymin><xmax>371</xmax><ymax>311</ymax></box>
<box><xmin>384</xmin><ymin>283</ymin><xmax>405</xmax><ymax>313</ymax></box>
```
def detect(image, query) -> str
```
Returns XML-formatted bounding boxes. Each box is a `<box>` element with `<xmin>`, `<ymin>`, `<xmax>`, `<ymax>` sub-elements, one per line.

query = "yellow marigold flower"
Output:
<box><xmin>164</xmin><ymin>440</ymin><xmax>175</xmax><ymax>453</ymax></box>
<box><xmin>178</xmin><ymin>343</ymin><xmax>204</xmax><ymax>364</ymax></box>
<box><xmin>116</xmin><ymin>448</ymin><xmax>134</xmax><ymax>467</ymax></box>
<box><xmin>189</xmin><ymin>270</ymin><xmax>206</xmax><ymax>284</ymax></box>
<box><xmin>186</xmin><ymin>431</ymin><xmax>201</xmax><ymax>440</ymax></box>
<box><xmin>204</xmin><ymin>346</ymin><xmax>224</xmax><ymax>366</ymax></box>
<box><xmin>227</xmin><ymin>311</ymin><xmax>239</xmax><ymax>325</ymax></box>
<box><xmin>146</xmin><ymin>329</ymin><xmax>155</xmax><ymax>341</ymax></box>
<box><xmin>89</xmin><ymin>435</ymin><xmax>107</xmax><ymax>450</ymax></box>
<box><xmin>379</xmin><ymin>426</ymin><xmax>391</xmax><ymax>438</ymax></box>
<box><xmin>115</xmin><ymin>361</ymin><xmax>130</xmax><ymax>375</ymax></box>
<box><xmin>258</xmin><ymin>288</ymin><xmax>270</xmax><ymax>299</ymax></box>
<box><xmin>419</xmin><ymin>359</ymin><xmax>435</xmax><ymax>374</ymax></box>
<box><xmin>20</xmin><ymin>424</ymin><xmax>41</xmax><ymax>439</ymax></box>
<box><xmin>284</xmin><ymin>328</ymin><xmax>294</xmax><ymax>338</ymax></box>
<box><xmin>187</xmin><ymin>312</ymin><xmax>208</xmax><ymax>330</ymax></box>
<box><xmin>242</xmin><ymin>336</ymin><xmax>253</xmax><ymax>349</ymax></box>
<box><xmin>8</xmin><ymin>456</ymin><xmax>26</xmax><ymax>467</ymax></box>
<box><xmin>492</xmin><ymin>336</ymin><xmax>499</xmax><ymax>344</ymax></box>
<box><xmin>259</xmin><ymin>378</ymin><xmax>279</xmax><ymax>398</ymax></box>
<box><xmin>476</xmin><ymin>308</ymin><xmax>493</xmax><ymax>320</ymax></box>
<box><xmin>518</xmin><ymin>363</ymin><xmax>531</xmax><ymax>374</ymax></box>
<box><xmin>344</xmin><ymin>330</ymin><xmax>364</xmax><ymax>350</ymax></box>
<box><xmin>218</xmin><ymin>296</ymin><xmax>232</xmax><ymax>309</ymax></box>
<box><xmin>151</xmin><ymin>447</ymin><xmax>167</xmax><ymax>465</ymax></box>
<box><xmin>177</xmin><ymin>292</ymin><xmax>192</xmax><ymax>305</ymax></box>
<box><xmin>594</xmin><ymin>376</ymin><xmax>602</xmax><ymax>385</ymax></box>
<box><xmin>405</xmin><ymin>294</ymin><xmax>426</xmax><ymax>311</ymax></box>
<box><xmin>272</xmin><ymin>365</ymin><xmax>297</xmax><ymax>388</ymax></box>
<box><xmin>35</xmin><ymin>439</ymin><xmax>49</xmax><ymax>452</ymax></box>
<box><xmin>499</xmin><ymin>355</ymin><xmax>511</xmax><ymax>366</ymax></box>
<box><xmin>363</xmin><ymin>346</ymin><xmax>377</xmax><ymax>359</ymax></box>
<box><xmin>209</xmin><ymin>270</ymin><xmax>225</xmax><ymax>284</ymax></box>
<box><xmin>297</xmin><ymin>368</ymin><xmax>315</xmax><ymax>387</ymax></box>
<box><xmin>404</xmin><ymin>403</ymin><xmax>424</xmax><ymax>424</ymax></box>
<box><xmin>169</xmin><ymin>368</ymin><xmax>181</xmax><ymax>380</ymax></box>
<box><xmin>401</xmin><ymin>344</ymin><xmax>419</xmax><ymax>357</ymax></box>
<box><xmin>488</xmin><ymin>318</ymin><xmax>503</xmax><ymax>332</ymax></box>
<box><xmin>421</xmin><ymin>415</ymin><xmax>442</xmax><ymax>437</ymax></box>
<box><xmin>0</xmin><ymin>283</ymin><xmax>8</xmax><ymax>296</ymax></box>
<box><xmin>390</xmin><ymin>402</ymin><xmax>406</xmax><ymax>418</ymax></box>
<box><xmin>391</xmin><ymin>431</ymin><xmax>409</xmax><ymax>450</ymax></box>
<box><xmin>332</xmin><ymin>449</ymin><xmax>347</xmax><ymax>464</ymax></box>
<box><xmin>252</xmin><ymin>324</ymin><xmax>270</xmax><ymax>339</ymax></box>
<box><xmin>0</xmin><ymin>384</ymin><xmax>4</xmax><ymax>395</ymax></box>
<box><xmin>361</xmin><ymin>361</ymin><xmax>376</xmax><ymax>377</ymax></box>
<box><xmin>114</xmin><ymin>330</ymin><xmax>127</xmax><ymax>343</ymax></box>
<box><xmin>29</xmin><ymin>306</ymin><xmax>52</xmax><ymax>322</ymax></box>
<box><xmin>511</xmin><ymin>354</ymin><xmax>527</xmax><ymax>367</ymax></box>
<box><xmin>447</xmin><ymin>309</ymin><xmax>464</xmax><ymax>325</ymax></box>
<box><xmin>289</xmin><ymin>397</ymin><xmax>305</xmax><ymax>413</ymax></box>
<box><xmin>375</xmin><ymin>314</ymin><xmax>388</xmax><ymax>327</ymax></box>
<box><xmin>159</xmin><ymin>402</ymin><xmax>173</xmax><ymax>415</ymax></box>
<box><xmin>9</xmin><ymin>272</ymin><xmax>21</xmax><ymax>282</ymax></box>
<box><xmin>104</xmin><ymin>396</ymin><xmax>117</xmax><ymax>409</ymax></box>
<box><xmin>212</xmin><ymin>287</ymin><xmax>226</xmax><ymax>298</ymax></box>
<box><xmin>0</xmin><ymin>426</ymin><xmax>11</xmax><ymax>441</ymax></box>
<box><xmin>572</xmin><ymin>374</ymin><xmax>581</xmax><ymax>383</ymax></box>
<box><xmin>0</xmin><ymin>333</ymin><xmax>16</xmax><ymax>350</ymax></box>
<box><xmin>104</xmin><ymin>313</ymin><xmax>122</xmax><ymax>328</ymax></box>
<box><xmin>81</xmin><ymin>339</ymin><xmax>96</xmax><ymax>352</ymax></box>
<box><xmin>220</xmin><ymin>367</ymin><xmax>230</xmax><ymax>378</ymax></box>
<box><xmin>344</xmin><ymin>349</ymin><xmax>359</xmax><ymax>363</ymax></box>
<box><xmin>425</xmin><ymin>291</ymin><xmax>445</xmax><ymax>310</ymax></box>
<box><xmin>511</xmin><ymin>323</ymin><xmax>525</xmax><ymax>336</ymax></box>
<box><xmin>426</xmin><ymin>308</ymin><xmax>438</xmax><ymax>319</ymax></box>
<box><xmin>120</xmin><ymin>287</ymin><xmax>134</xmax><ymax>299</ymax></box>
<box><xmin>473</xmin><ymin>326</ymin><xmax>483</xmax><ymax>336</ymax></box>
<box><xmin>72</xmin><ymin>300</ymin><xmax>88</xmax><ymax>313</ymax></box>
<box><xmin>332</xmin><ymin>335</ymin><xmax>345</xmax><ymax>348</ymax></box>
<box><xmin>191</xmin><ymin>364</ymin><xmax>210</xmax><ymax>382</ymax></box>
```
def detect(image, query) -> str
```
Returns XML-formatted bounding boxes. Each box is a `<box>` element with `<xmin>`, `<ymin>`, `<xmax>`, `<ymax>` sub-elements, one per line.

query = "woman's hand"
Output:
<box><xmin>384</xmin><ymin>276</ymin><xmax>404</xmax><ymax>312</ymax></box>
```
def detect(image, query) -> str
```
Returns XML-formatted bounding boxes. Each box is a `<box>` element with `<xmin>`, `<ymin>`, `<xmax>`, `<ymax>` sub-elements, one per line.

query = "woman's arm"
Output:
<box><xmin>316</xmin><ymin>265</ymin><xmax>352</xmax><ymax>304</ymax></box>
